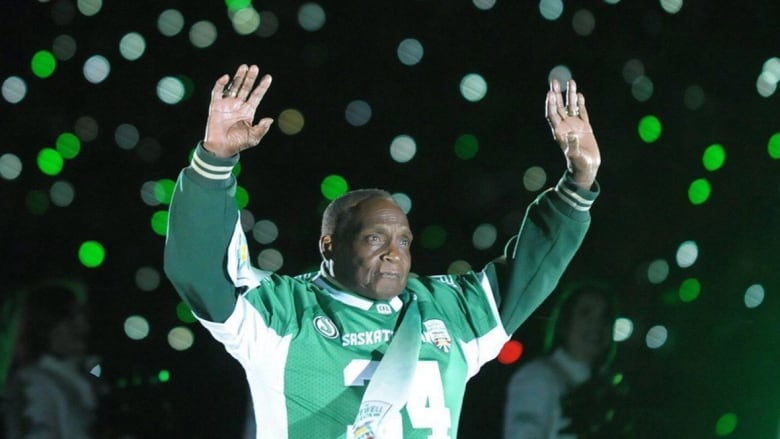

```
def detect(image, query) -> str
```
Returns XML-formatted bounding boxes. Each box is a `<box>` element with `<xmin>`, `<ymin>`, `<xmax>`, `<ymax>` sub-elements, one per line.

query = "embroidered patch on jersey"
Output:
<box><xmin>375</xmin><ymin>303</ymin><xmax>392</xmax><ymax>315</ymax></box>
<box><xmin>423</xmin><ymin>319</ymin><xmax>452</xmax><ymax>353</ymax></box>
<box><xmin>352</xmin><ymin>400</ymin><xmax>391</xmax><ymax>439</ymax></box>
<box><xmin>313</xmin><ymin>316</ymin><xmax>339</xmax><ymax>339</ymax></box>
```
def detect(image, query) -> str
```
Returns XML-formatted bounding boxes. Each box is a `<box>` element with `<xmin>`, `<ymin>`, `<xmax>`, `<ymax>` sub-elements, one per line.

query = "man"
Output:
<box><xmin>164</xmin><ymin>64</ymin><xmax>601</xmax><ymax>438</ymax></box>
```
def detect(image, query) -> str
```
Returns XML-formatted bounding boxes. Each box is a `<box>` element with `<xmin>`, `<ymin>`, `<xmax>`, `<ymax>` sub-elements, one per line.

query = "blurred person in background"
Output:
<box><xmin>503</xmin><ymin>281</ymin><xmax>633</xmax><ymax>439</ymax></box>
<box><xmin>2</xmin><ymin>280</ymin><xmax>110</xmax><ymax>438</ymax></box>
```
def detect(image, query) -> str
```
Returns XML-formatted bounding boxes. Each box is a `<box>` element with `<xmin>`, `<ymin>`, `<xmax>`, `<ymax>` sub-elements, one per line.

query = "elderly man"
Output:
<box><xmin>164</xmin><ymin>64</ymin><xmax>600</xmax><ymax>438</ymax></box>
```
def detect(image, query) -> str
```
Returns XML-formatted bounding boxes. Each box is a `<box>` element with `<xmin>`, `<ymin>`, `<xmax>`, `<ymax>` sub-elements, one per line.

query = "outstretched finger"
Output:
<box><xmin>246</xmin><ymin>74</ymin><xmax>273</xmax><ymax>111</ymax></box>
<box><xmin>576</xmin><ymin>92</ymin><xmax>589</xmax><ymax>123</ymax></box>
<box><xmin>545</xmin><ymin>89</ymin><xmax>562</xmax><ymax>130</ymax></box>
<box><xmin>236</xmin><ymin>65</ymin><xmax>259</xmax><ymax>100</ymax></box>
<box><xmin>211</xmin><ymin>74</ymin><xmax>231</xmax><ymax>102</ymax></box>
<box><xmin>223</xmin><ymin>64</ymin><xmax>249</xmax><ymax>98</ymax></box>
<box><xmin>566</xmin><ymin>80</ymin><xmax>579</xmax><ymax>116</ymax></box>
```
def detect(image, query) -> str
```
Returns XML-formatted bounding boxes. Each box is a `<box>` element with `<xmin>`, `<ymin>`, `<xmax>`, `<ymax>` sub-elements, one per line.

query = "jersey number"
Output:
<box><xmin>344</xmin><ymin>359</ymin><xmax>451</xmax><ymax>439</ymax></box>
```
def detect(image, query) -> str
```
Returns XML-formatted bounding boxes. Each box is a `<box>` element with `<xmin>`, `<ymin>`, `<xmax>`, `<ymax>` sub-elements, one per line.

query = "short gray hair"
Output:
<box><xmin>320</xmin><ymin>189</ymin><xmax>395</xmax><ymax>238</ymax></box>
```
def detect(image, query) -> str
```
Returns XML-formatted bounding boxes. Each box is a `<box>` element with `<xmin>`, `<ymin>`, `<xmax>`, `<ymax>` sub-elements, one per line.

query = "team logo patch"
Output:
<box><xmin>423</xmin><ymin>319</ymin><xmax>452</xmax><ymax>353</ymax></box>
<box><xmin>313</xmin><ymin>316</ymin><xmax>339</xmax><ymax>339</ymax></box>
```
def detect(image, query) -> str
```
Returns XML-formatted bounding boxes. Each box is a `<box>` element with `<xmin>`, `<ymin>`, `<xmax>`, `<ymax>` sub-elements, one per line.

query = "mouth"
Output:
<box><xmin>377</xmin><ymin>272</ymin><xmax>401</xmax><ymax>279</ymax></box>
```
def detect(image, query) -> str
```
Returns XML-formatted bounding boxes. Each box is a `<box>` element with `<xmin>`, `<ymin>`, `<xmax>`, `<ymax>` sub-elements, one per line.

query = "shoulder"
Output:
<box><xmin>7</xmin><ymin>363</ymin><xmax>63</xmax><ymax>399</ymax></box>
<box><xmin>407</xmin><ymin>271</ymin><xmax>486</xmax><ymax>295</ymax></box>
<box><xmin>510</xmin><ymin>356</ymin><xmax>560</xmax><ymax>385</ymax></box>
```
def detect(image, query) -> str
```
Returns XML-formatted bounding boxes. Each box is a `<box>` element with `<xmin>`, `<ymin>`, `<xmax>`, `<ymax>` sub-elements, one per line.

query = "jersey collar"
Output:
<box><xmin>314</xmin><ymin>264</ymin><xmax>404</xmax><ymax>312</ymax></box>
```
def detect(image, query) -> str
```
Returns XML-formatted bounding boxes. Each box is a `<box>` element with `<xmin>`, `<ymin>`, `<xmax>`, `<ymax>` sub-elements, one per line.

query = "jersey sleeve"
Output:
<box><xmin>164</xmin><ymin>143</ymin><xmax>259</xmax><ymax>323</ymax></box>
<box><xmin>490</xmin><ymin>172</ymin><xmax>599</xmax><ymax>334</ymax></box>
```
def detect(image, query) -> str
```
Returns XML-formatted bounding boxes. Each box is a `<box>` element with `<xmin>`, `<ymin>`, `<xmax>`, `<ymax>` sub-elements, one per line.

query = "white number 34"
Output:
<box><xmin>344</xmin><ymin>360</ymin><xmax>452</xmax><ymax>439</ymax></box>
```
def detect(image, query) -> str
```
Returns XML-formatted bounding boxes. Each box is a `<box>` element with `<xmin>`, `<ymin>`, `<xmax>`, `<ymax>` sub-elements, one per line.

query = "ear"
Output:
<box><xmin>319</xmin><ymin>235</ymin><xmax>333</xmax><ymax>260</ymax></box>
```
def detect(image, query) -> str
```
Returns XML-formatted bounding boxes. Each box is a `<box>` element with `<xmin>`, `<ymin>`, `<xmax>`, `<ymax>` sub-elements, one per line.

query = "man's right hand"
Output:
<box><xmin>203</xmin><ymin>64</ymin><xmax>274</xmax><ymax>158</ymax></box>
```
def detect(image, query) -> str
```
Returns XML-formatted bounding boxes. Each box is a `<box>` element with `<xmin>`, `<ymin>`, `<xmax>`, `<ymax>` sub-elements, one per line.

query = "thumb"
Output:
<box><xmin>247</xmin><ymin>118</ymin><xmax>274</xmax><ymax>145</ymax></box>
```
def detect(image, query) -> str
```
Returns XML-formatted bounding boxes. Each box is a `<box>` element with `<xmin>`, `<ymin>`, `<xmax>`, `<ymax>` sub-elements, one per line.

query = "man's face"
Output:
<box><xmin>327</xmin><ymin>197</ymin><xmax>413</xmax><ymax>300</ymax></box>
<box><xmin>49</xmin><ymin>305</ymin><xmax>90</xmax><ymax>358</ymax></box>
<box><xmin>563</xmin><ymin>292</ymin><xmax>612</xmax><ymax>365</ymax></box>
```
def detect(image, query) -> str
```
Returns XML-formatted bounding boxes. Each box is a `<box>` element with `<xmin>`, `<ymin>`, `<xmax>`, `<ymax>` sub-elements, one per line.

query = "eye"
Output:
<box><xmin>399</xmin><ymin>238</ymin><xmax>411</xmax><ymax>248</ymax></box>
<box><xmin>367</xmin><ymin>234</ymin><xmax>384</xmax><ymax>244</ymax></box>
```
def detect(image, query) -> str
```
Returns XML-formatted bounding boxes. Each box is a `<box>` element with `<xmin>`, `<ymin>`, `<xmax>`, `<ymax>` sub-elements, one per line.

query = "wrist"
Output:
<box><xmin>202</xmin><ymin>140</ymin><xmax>235</xmax><ymax>158</ymax></box>
<box><xmin>571</xmin><ymin>170</ymin><xmax>597</xmax><ymax>190</ymax></box>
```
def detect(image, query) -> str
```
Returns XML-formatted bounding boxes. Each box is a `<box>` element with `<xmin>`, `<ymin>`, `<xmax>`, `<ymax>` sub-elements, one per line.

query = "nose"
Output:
<box><xmin>381</xmin><ymin>242</ymin><xmax>401</xmax><ymax>262</ymax></box>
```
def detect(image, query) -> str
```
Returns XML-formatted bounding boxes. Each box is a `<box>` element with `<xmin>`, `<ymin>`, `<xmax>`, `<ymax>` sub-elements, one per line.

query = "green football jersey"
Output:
<box><xmin>164</xmin><ymin>144</ymin><xmax>596</xmax><ymax>438</ymax></box>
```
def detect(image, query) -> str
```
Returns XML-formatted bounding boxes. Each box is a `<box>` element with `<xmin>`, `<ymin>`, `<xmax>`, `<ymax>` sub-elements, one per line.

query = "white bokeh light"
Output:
<box><xmin>158</xmin><ymin>9</ymin><xmax>185</xmax><ymax>37</ymax></box>
<box><xmin>613</xmin><ymin>317</ymin><xmax>634</xmax><ymax>342</ymax></box>
<box><xmin>156</xmin><ymin>76</ymin><xmax>186</xmax><ymax>105</ymax></box>
<box><xmin>460</xmin><ymin>73</ymin><xmax>488</xmax><ymax>102</ymax></box>
<box><xmin>390</xmin><ymin>135</ymin><xmax>417</xmax><ymax>163</ymax></box>
<box><xmin>189</xmin><ymin>20</ymin><xmax>218</xmax><ymax>48</ymax></box>
<box><xmin>168</xmin><ymin>326</ymin><xmax>195</xmax><ymax>351</ymax></box>
<box><xmin>647</xmin><ymin>259</ymin><xmax>670</xmax><ymax>284</ymax></box>
<box><xmin>345</xmin><ymin>100</ymin><xmax>372</xmax><ymax>127</ymax></box>
<box><xmin>472</xmin><ymin>223</ymin><xmax>498</xmax><ymax>250</ymax></box>
<box><xmin>124</xmin><ymin>315</ymin><xmax>150</xmax><ymax>340</ymax></box>
<box><xmin>645</xmin><ymin>325</ymin><xmax>668</xmax><ymax>349</ymax></box>
<box><xmin>252</xmin><ymin>219</ymin><xmax>279</xmax><ymax>245</ymax></box>
<box><xmin>397</xmin><ymin>38</ymin><xmax>424</xmax><ymax>66</ymax></box>
<box><xmin>0</xmin><ymin>153</ymin><xmax>23</xmax><ymax>180</ymax></box>
<box><xmin>83</xmin><ymin>55</ymin><xmax>111</xmax><ymax>84</ymax></box>
<box><xmin>675</xmin><ymin>240</ymin><xmax>699</xmax><ymax>268</ymax></box>
<box><xmin>119</xmin><ymin>32</ymin><xmax>146</xmax><ymax>61</ymax></box>
<box><xmin>744</xmin><ymin>284</ymin><xmax>765</xmax><ymax>309</ymax></box>
<box><xmin>298</xmin><ymin>3</ymin><xmax>326</xmax><ymax>32</ymax></box>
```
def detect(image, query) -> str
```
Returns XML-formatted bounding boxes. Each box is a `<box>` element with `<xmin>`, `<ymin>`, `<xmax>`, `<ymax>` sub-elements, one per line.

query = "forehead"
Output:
<box><xmin>351</xmin><ymin>197</ymin><xmax>410</xmax><ymax>229</ymax></box>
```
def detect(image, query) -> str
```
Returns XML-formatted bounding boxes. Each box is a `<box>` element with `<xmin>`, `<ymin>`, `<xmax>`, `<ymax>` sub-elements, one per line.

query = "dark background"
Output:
<box><xmin>2</xmin><ymin>1</ymin><xmax>779</xmax><ymax>437</ymax></box>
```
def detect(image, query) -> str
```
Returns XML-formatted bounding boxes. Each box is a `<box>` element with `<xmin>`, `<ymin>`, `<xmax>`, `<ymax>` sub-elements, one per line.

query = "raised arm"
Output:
<box><xmin>164</xmin><ymin>65</ymin><xmax>274</xmax><ymax>322</ymax></box>
<box><xmin>492</xmin><ymin>79</ymin><xmax>601</xmax><ymax>334</ymax></box>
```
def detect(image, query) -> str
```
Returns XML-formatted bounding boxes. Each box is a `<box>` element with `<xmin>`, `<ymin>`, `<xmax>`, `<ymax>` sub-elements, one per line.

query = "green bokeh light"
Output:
<box><xmin>637</xmin><ymin>115</ymin><xmax>662</xmax><ymax>143</ymax></box>
<box><xmin>679</xmin><ymin>278</ymin><xmax>701</xmax><ymax>303</ymax></box>
<box><xmin>768</xmin><ymin>132</ymin><xmax>780</xmax><ymax>159</ymax></box>
<box><xmin>233</xmin><ymin>161</ymin><xmax>242</xmax><ymax>177</ymax></box>
<box><xmin>660</xmin><ymin>289</ymin><xmax>678</xmax><ymax>306</ymax></box>
<box><xmin>31</xmin><ymin>50</ymin><xmax>57</xmax><ymax>78</ymax></box>
<box><xmin>79</xmin><ymin>240</ymin><xmax>106</xmax><ymax>268</ymax></box>
<box><xmin>454</xmin><ymin>134</ymin><xmax>479</xmax><ymax>160</ymax></box>
<box><xmin>236</xmin><ymin>185</ymin><xmax>249</xmax><ymax>209</ymax></box>
<box><xmin>176</xmin><ymin>301</ymin><xmax>197</xmax><ymax>323</ymax></box>
<box><xmin>702</xmin><ymin>143</ymin><xmax>725</xmax><ymax>171</ymax></box>
<box><xmin>158</xmin><ymin>369</ymin><xmax>171</xmax><ymax>383</ymax></box>
<box><xmin>225</xmin><ymin>0</ymin><xmax>252</xmax><ymax>10</ymax></box>
<box><xmin>154</xmin><ymin>179</ymin><xmax>176</xmax><ymax>205</ymax></box>
<box><xmin>421</xmin><ymin>225</ymin><xmax>447</xmax><ymax>249</ymax></box>
<box><xmin>715</xmin><ymin>412</ymin><xmax>737</xmax><ymax>436</ymax></box>
<box><xmin>151</xmin><ymin>210</ymin><xmax>169</xmax><ymax>236</ymax></box>
<box><xmin>56</xmin><ymin>132</ymin><xmax>81</xmax><ymax>159</ymax></box>
<box><xmin>25</xmin><ymin>190</ymin><xmax>49</xmax><ymax>215</ymax></box>
<box><xmin>37</xmin><ymin>148</ymin><xmax>64</xmax><ymax>176</ymax></box>
<box><xmin>688</xmin><ymin>178</ymin><xmax>711</xmax><ymax>205</ymax></box>
<box><xmin>321</xmin><ymin>174</ymin><xmax>348</xmax><ymax>200</ymax></box>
